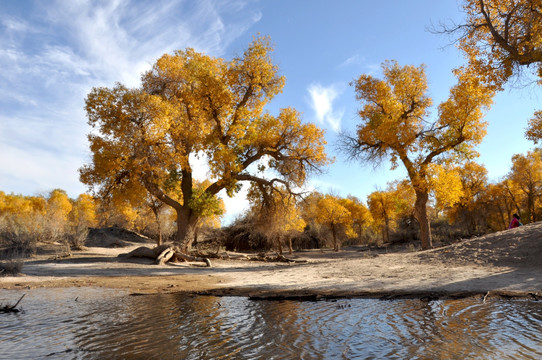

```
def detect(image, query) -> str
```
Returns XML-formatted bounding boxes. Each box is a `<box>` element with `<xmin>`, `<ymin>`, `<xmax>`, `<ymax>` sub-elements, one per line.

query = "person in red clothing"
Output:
<box><xmin>508</xmin><ymin>213</ymin><xmax>522</xmax><ymax>229</ymax></box>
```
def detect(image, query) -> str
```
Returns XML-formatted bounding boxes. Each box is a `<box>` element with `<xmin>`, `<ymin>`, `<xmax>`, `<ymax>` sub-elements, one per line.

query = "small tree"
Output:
<box><xmin>313</xmin><ymin>194</ymin><xmax>352</xmax><ymax>252</ymax></box>
<box><xmin>367</xmin><ymin>190</ymin><xmax>397</xmax><ymax>244</ymax></box>
<box><xmin>507</xmin><ymin>149</ymin><xmax>542</xmax><ymax>223</ymax></box>
<box><xmin>340</xmin><ymin>196</ymin><xmax>372</xmax><ymax>244</ymax></box>
<box><xmin>248</xmin><ymin>184</ymin><xmax>305</xmax><ymax>254</ymax></box>
<box><xmin>444</xmin><ymin>161</ymin><xmax>489</xmax><ymax>234</ymax></box>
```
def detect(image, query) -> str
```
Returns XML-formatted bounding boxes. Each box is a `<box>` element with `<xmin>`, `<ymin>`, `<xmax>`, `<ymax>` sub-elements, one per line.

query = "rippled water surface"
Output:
<box><xmin>1</xmin><ymin>288</ymin><xmax>541</xmax><ymax>359</ymax></box>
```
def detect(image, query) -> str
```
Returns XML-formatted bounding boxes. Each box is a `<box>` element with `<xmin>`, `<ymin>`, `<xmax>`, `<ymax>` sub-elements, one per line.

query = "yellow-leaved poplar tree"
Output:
<box><xmin>313</xmin><ymin>194</ymin><xmax>352</xmax><ymax>252</ymax></box>
<box><xmin>443</xmin><ymin>0</ymin><xmax>542</xmax><ymax>90</ymax></box>
<box><xmin>445</xmin><ymin>161</ymin><xmax>488</xmax><ymax>233</ymax></box>
<box><xmin>339</xmin><ymin>196</ymin><xmax>372</xmax><ymax>243</ymax></box>
<box><xmin>429</xmin><ymin>163</ymin><xmax>464</xmax><ymax>212</ymax></box>
<box><xmin>507</xmin><ymin>149</ymin><xmax>542</xmax><ymax>223</ymax></box>
<box><xmin>340</xmin><ymin>61</ymin><xmax>493</xmax><ymax>249</ymax></box>
<box><xmin>443</xmin><ymin>1</ymin><xmax>542</xmax><ymax>144</ymax></box>
<box><xmin>80</xmin><ymin>37</ymin><xmax>330</xmax><ymax>250</ymax></box>
<box><xmin>367</xmin><ymin>190</ymin><xmax>398</xmax><ymax>244</ymax></box>
<box><xmin>247</xmin><ymin>183</ymin><xmax>305</xmax><ymax>254</ymax></box>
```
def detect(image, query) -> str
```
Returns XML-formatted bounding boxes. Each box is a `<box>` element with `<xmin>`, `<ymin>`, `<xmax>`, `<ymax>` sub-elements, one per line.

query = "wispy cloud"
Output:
<box><xmin>340</xmin><ymin>53</ymin><xmax>364</xmax><ymax>68</ymax></box>
<box><xmin>339</xmin><ymin>52</ymin><xmax>381</xmax><ymax>77</ymax></box>
<box><xmin>0</xmin><ymin>0</ymin><xmax>261</xmax><ymax>197</ymax></box>
<box><xmin>307</xmin><ymin>83</ymin><xmax>345</xmax><ymax>133</ymax></box>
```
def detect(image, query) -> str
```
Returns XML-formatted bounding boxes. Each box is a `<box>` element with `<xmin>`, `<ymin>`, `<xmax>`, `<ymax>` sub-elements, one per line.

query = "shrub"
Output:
<box><xmin>0</xmin><ymin>258</ymin><xmax>24</xmax><ymax>275</ymax></box>
<box><xmin>0</xmin><ymin>215</ymin><xmax>38</xmax><ymax>258</ymax></box>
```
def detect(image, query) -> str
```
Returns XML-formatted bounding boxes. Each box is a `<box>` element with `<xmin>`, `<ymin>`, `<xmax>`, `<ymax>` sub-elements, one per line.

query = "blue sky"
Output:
<box><xmin>1</xmin><ymin>0</ymin><xmax>541</xmax><ymax>223</ymax></box>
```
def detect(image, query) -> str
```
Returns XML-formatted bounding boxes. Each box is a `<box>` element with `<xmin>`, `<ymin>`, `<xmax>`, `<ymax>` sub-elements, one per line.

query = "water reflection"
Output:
<box><xmin>0</xmin><ymin>289</ymin><xmax>541</xmax><ymax>359</ymax></box>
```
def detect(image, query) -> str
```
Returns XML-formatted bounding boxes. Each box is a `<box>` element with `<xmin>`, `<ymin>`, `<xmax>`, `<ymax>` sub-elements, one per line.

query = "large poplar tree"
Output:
<box><xmin>80</xmin><ymin>37</ymin><xmax>330</xmax><ymax>250</ymax></box>
<box><xmin>340</xmin><ymin>61</ymin><xmax>493</xmax><ymax>249</ymax></box>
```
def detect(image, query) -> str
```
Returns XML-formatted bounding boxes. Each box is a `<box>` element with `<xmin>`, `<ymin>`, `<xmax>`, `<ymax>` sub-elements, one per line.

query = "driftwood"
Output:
<box><xmin>247</xmin><ymin>252</ymin><xmax>308</xmax><ymax>263</ymax></box>
<box><xmin>1</xmin><ymin>294</ymin><xmax>25</xmax><ymax>313</ymax></box>
<box><xmin>155</xmin><ymin>247</ymin><xmax>176</xmax><ymax>265</ymax></box>
<box><xmin>119</xmin><ymin>245</ymin><xmax>212</xmax><ymax>267</ymax></box>
<box><xmin>174</xmin><ymin>252</ymin><xmax>213</xmax><ymax>267</ymax></box>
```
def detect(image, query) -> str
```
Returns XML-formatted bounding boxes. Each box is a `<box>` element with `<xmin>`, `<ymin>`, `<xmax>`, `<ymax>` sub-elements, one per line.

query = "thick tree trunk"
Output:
<box><xmin>413</xmin><ymin>191</ymin><xmax>432</xmax><ymax>250</ymax></box>
<box><xmin>175</xmin><ymin>209</ymin><xmax>198</xmax><ymax>252</ymax></box>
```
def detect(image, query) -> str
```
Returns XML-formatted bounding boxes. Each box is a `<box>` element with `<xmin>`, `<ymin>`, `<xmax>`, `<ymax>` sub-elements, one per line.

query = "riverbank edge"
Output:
<box><xmin>191</xmin><ymin>288</ymin><xmax>542</xmax><ymax>301</ymax></box>
<box><xmin>3</xmin><ymin>276</ymin><xmax>541</xmax><ymax>302</ymax></box>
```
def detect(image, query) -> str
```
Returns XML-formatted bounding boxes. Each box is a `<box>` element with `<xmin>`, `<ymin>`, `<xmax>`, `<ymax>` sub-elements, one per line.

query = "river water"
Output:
<box><xmin>1</xmin><ymin>288</ymin><xmax>541</xmax><ymax>359</ymax></box>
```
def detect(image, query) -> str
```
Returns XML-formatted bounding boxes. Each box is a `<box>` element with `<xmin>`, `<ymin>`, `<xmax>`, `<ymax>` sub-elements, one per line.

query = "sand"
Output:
<box><xmin>1</xmin><ymin>222</ymin><xmax>541</xmax><ymax>300</ymax></box>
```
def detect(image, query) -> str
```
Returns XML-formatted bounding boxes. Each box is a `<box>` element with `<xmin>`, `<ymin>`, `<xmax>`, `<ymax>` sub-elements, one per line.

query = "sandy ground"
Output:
<box><xmin>1</xmin><ymin>223</ymin><xmax>542</xmax><ymax>300</ymax></box>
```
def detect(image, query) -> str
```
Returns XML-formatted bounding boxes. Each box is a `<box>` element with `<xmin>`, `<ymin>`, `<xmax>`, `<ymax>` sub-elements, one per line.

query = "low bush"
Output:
<box><xmin>0</xmin><ymin>258</ymin><xmax>24</xmax><ymax>275</ymax></box>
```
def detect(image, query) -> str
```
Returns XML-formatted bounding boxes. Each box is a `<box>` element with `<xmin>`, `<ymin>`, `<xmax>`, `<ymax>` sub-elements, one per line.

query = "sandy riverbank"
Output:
<box><xmin>2</xmin><ymin>223</ymin><xmax>541</xmax><ymax>300</ymax></box>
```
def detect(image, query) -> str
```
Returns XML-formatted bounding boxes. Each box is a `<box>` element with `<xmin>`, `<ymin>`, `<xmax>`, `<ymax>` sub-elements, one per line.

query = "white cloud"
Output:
<box><xmin>340</xmin><ymin>53</ymin><xmax>364</xmax><ymax>67</ymax></box>
<box><xmin>39</xmin><ymin>0</ymin><xmax>262</xmax><ymax>87</ymax></box>
<box><xmin>0</xmin><ymin>0</ymin><xmax>262</xmax><ymax>202</ymax></box>
<box><xmin>307</xmin><ymin>83</ymin><xmax>345</xmax><ymax>132</ymax></box>
<box><xmin>0</xmin><ymin>140</ymin><xmax>87</xmax><ymax>197</ymax></box>
<box><xmin>219</xmin><ymin>186</ymin><xmax>250</xmax><ymax>226</ymax></box>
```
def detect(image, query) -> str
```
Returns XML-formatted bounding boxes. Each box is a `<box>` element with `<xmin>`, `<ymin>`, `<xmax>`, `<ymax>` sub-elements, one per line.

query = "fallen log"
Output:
<box><xmin>173</xmin><ymin>252</ymin><xmax>212</xmax><ymax>267</ymax></box>
<box><xmin>155</xmin><ymin>247</ymin><xmax>176</xmax><ymax>265</ymax></box>
<box><xmin>119</xmin><ymin>245</ymin><xmax>211</xmax><ymax>267</ymax></box>
<box><xmin>118</xmin><ymin>246</ymin><xmax>161</xmax><ymax>259</ymax></box>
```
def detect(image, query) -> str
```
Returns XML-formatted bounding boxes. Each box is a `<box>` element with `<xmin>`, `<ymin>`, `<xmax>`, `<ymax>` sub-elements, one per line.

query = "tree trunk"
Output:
<box><xmin>288</xmin><ymin>237</ymin><xmax>293</xmax><ymax>255</ymax></box>
<box><xmin>175</xmin><ymin>209</ymin><xmax>198</xmax><ymax>252</ymax></box>
<box><xmin>276</xmin><ymin>234</ymin><xmax>283</xmax><ymax>255</ymax></box>
<box><xmin>153</xmin><ymin>209</ymin><xmax>163</xmax><ymax>246</ymax></box>
<box><xmin>383</xmin><ymin>216</ymin><xmax>390</xmax><ymax>243</ymax></box>
<box><xmin>413</xmin><ymin>191</ymin><xmax>432</xmax><ymax>250</ymax></box>
<box><xmin>380</xmin><ymin>224</ymin><xmax>387</xmax><ymax>244</ymax></box>
<box><xmin>331</xmin><ymin>223</ymin><xmax>340</xmax><ymax>251</ymax></box>
<box><xmin>497</xmin><ymin>206</ymin><xmax>506</xmax><ymax>230</ymax></box>
<box><xmin>527</xmin><ymin>191</ymin><xmax>534</xmax><ymax>223</ymax></box>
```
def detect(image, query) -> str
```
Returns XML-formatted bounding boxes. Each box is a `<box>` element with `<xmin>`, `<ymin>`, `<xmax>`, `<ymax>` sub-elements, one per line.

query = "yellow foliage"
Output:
<box><xmin>314</xmin><ymin>194</ymin><xmax>352</xmax><ymax>251</ymax></box>
<box><xmin>508</xmin><ymin>149</ymin><xmax>542</xmax><ymax>222</ymax></box>
<box><xmin>345</xmin><ymin>60</ymin><xmax>493</xmax><ymax>249</ymax></box>
<box><xmin>70</xmin><ymin>194</ymin><xmax>97</xmax><ymax>228</ymax></box>
<box><xmin>455</xmin><ymin>0</ymin><xmax>542</xmax><ymax>89</ymax></box>
<box><xmin>248</xmin><ymin>184</ymin><xmax>305</xmax><ymax>234</ymax></box>
<box><xmin>526</xmin><ymin>111</ymin><xmax>542</xmax><ymax>144</ymax></box>
<box><xmin>429</xmin><ymin>164</ymin><xmax>463</xmax><ymax>209</ymax></box>
<box><xmin>0</xmin><ymin>190</ymin><xmax>98</xmax><ymax>245</ymax></box>
<box><xmin>81</xmin><ymin>36</ymin><xmax>330</xmax><ymax>246</ymax></box>
<box><xmin>47</xmin><ymin>189</ymin><xmax>72</xmax><ymax>223</ymax></box>
<box><xmin>340</xmin><ymin>196</ymin><xmax>372</xmax><ymax>235</ymax></box>
<box><xmin>314</xmin><ymin>195</ymin><xmax>351</xmax><ymax>227</ymax></box>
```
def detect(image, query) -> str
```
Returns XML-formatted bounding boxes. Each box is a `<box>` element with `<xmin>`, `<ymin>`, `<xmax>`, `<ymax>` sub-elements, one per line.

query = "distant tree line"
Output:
<box><xmin>4</xmin><ymin>0</ymin><xmax>542</xmax><ymax>257</ymax></box>
<box><xmin>2</xmin><ymin>145</ymin><xmax>541</xmax><ymax>255</ymax></box>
